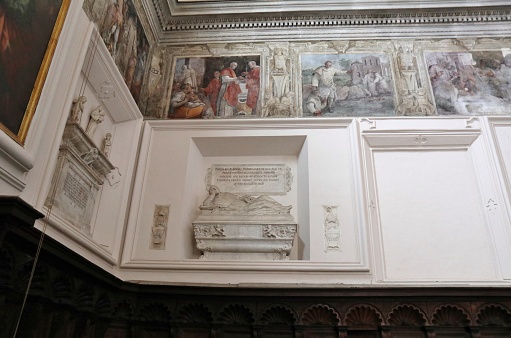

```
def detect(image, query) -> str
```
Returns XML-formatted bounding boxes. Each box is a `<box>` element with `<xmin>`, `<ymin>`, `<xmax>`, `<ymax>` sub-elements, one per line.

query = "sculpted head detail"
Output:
<box><xmin>209</xmin><ymin>185</ymin><xmax>220</xmax><ymax>195</ymax></box>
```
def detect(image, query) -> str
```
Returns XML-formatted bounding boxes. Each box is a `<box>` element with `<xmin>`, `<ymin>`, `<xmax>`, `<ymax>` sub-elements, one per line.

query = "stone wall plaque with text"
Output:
<box><xmin>207</xmin><ymin>164</ymin><xmax>292</xmax><ymax>195</ymax></box>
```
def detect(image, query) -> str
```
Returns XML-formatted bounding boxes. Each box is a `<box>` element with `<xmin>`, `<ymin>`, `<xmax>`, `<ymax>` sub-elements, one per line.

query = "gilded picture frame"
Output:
<box><xmin>0</xmin><ymin>0</ymin><xmax>71</xmax><ymax>145</ymax></box>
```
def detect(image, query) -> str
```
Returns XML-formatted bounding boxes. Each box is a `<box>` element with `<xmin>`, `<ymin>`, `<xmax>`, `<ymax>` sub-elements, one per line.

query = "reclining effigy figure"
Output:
<box><xmin>199</xmin><ymin>185</ymin><xmax>292</xmax><ymax>215</ymax></box>
<box><xmin>193</xmin><ymin>185</ymin><xmax>296</xmax><ymax>260</ymax></box>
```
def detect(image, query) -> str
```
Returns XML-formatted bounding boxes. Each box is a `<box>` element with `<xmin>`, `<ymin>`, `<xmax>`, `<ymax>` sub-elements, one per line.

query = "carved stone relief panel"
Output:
<box><xmin>323</xmin><ymin>205</ymin><xmax>341</xmax><ymax>252</ymax></box>
<box><xmin>151</xmin><ymin>205</ymin><xmax>169</xmax><ymax>249</ymax></box>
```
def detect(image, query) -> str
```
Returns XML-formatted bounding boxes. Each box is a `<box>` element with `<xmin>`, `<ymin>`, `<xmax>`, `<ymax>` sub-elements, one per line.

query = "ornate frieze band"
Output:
<box><xmin>150</xmin><ymin>5</ymin><xmax>511</xmax><ymax>33</ymax></box>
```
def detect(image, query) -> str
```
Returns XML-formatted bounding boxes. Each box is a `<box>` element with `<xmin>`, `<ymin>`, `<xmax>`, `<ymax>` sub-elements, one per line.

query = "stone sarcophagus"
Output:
<box><xmin>192</xmin><ymin>186</ymin><xmax>297</xmax><ymax>260</ymax></box>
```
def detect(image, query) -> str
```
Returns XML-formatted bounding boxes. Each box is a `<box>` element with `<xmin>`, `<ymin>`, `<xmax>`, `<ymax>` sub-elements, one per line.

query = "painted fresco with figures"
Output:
<box><xmin>301</xmin><ymin>53</ymin><xmax>395</xmax><ymax>116</ymax></box>
<box><xmin>77</xmin><ymin>1</ymin><xmax>511</xmax><ymax>120</ymax></box>
<box><xmin>168</xmin><ymin>56</ymin><xmax>262</xmax><ymax>119</ymax></box>
<box><xmin>425</xmin><ymin>51</ymin><xmax>511</xmax><ymax>115</ymax></box>
<box><xmin>83</xmin><ymin>0</ymin><xmax>149</xmax><ymax>103</ymax></box>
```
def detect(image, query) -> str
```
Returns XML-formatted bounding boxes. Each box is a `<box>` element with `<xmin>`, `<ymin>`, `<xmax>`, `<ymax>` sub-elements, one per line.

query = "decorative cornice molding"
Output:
<box><xmin>160</xmin><ymin>10</ymin><xmax>511</xmax><ymax>32</ymax></box>
<box><xmin>143</xmin><ymin>2</ymin><xmax>511</xmax><ymax>44</ymax></box>
<box><xmin>167</xmin><ymin>0</ymin><xmax>511</xmax><ymax>16</ymax></box>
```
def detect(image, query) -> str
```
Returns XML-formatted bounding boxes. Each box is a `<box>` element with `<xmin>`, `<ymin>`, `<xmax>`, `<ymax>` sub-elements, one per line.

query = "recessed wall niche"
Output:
<box><xmin>122</xmin><ymin>118</ymin><xmax>368</xmax><ymax>283</ymax></box>
<box><xmin>186</xmin><ymin>135</ymin><xmax>308</xmax><ymax>260</ymax></box>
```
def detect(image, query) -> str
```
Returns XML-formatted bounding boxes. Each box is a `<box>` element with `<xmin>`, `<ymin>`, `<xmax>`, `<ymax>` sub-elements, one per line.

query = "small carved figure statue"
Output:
<box><xmin>272</xmin><ymin>48</ymin><xmax>288</xmax><ymax>73</ymax></box>
<box><xmin>69</xmin><ymin>95</ymin><xmax>87</xmax><ymax>123</ymax></box>
<box><xmin>102</xmin><ymin>133</ymin><xmax>112</xmax><ymax>158</ymax></box>
<box><xmin>398</xmin><ymin>46</ymin><xmax>415</xmax><ymax>70</ymax></box>
<box><xmin>85</xmin><ymin>106</ymin><xmax>105</xmax><ymax>137</ymax></box>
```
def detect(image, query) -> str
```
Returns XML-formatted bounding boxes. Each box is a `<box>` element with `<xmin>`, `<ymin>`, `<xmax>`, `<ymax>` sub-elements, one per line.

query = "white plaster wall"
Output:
<box><xmin>361</xmin><ymin>117</ymin><xmax>511</xmax><ymax>284</ymax></box>
<box><xmin>37</xmin><ymin>23</ymin><xmax>144</xmax><ymax>266</ymax></box>
<box><xmin>373</xmin><ymin>149</ymin><xmax>496</xmax><ymax>280</ymax></box>
<box><xmin>15</xmin><ymin>1</ymin><xmax>90</xmax><ymax>203</ymax></box>
<box><xmin>488</xmin><ymin>118</ymin><xmax>511</xmax><ymax>209</ymax></box>
<box><xmin>0</xmin><ymin>2</ymin><xmax>143</xmax><ymax>271</ymax></box>
<box><xmin>120</xmin><ymin>119</ymin><xmax>370</xmax><ymax>284</ymax></box>
<box><xmin>0</xmin><ymin>3</ymin><xmax>509</xmax><ymax>287</ymax></box>
<box><xmin>485</xmin><ymin>117</ymin><xmax>511</xmax><ymax>280</ymax></box>
<box><xmin>306</xmin><ymin>123</ymin><xmax>363</xmax><ymax>264</ymax></box>
<box><xmin>126</xmin><ymin>128</ymin><xmax>304</xmax><ymax>262</ymax></box>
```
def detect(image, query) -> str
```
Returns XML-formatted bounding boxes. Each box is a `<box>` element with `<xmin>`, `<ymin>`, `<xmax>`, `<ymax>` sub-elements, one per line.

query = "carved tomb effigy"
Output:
<box><xmin>193</xmin><ymin>185</ymin><xmax>297</xmax><ymax>260</ymax></box>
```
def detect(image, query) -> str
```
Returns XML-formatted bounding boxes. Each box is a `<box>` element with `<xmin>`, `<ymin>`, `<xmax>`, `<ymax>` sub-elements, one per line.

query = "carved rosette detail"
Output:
<box><xmin>476</xmin><ymin>304</ymin><xmax>511</xmax><ymax>326</ymax></box>
<box><xmin>344</xmin><ymin>305</ymin><xmax>383</xmax><ymax>327</ymax></box>
<box><xmin>387</xmin><ymin>305</ymin><xmax>427</xmax><ymax>326</ymax></box>
<box><xmin>260</xmin><ymin>305</ymin><xmax>297</xmax><ymax>325</ymax></box>
<box><xmin>301</xmin><ymin>304</ymin><xmax>340</xmax><ymax>325</ymax></box>
<box><xmin>431</xmin><ymin>305</ymin><xmax>470</xmax><ymax>326</ymax></box>
<box><xmin>177</xmin><ymin>303</ymin><xmax>213</xmax><ymax>324</ymax></box>
<box><xmin>193</xmin><ymin>224</ymin><xmax>226</xmax><ymax>238</ymax></box>
<box><xmin>263</xmin><ymin>225</ymin><xmax>296</xmax><ymax>239</ymax></box>
<box><xmin>218</xmin><ymin>304</ymin><xmax>255</xmax><ymax>324</ymax></box>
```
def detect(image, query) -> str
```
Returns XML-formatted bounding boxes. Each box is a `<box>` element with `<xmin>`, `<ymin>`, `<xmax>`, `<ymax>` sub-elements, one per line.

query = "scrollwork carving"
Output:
<box><xmin>328</xmin><ymin>41</ymin><xmax>353</xmax><ymax>54</ymax></box>
<box><xmin>262</xmin><ymin>225</ymin><xmax>296</xmax><ymax>239</ymax></box>
<box><xmin>194</xmin><ymin>224</ymin><xmax>226</xmax><ymax>238</ymax></box>
<box><xmin>285</xmin><ymin>166</ymin><xmax>293</xmax><ymax>192</ymax></box>
<box><xmin>324</xmin><ymin>205</ymin><xmax>340</xmax><ymax>251</ymax></box>
<box><xmin>151</xmin><ymin>205</ymin><xmax>170</xmax><ymax>249</ymax></box>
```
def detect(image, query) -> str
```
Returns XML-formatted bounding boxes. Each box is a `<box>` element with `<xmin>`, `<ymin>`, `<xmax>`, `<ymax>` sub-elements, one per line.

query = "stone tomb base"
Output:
<box><xmin>193</xmin><ymin>222</ymin><xmax>297</xmax><ymax>260</ymax></box>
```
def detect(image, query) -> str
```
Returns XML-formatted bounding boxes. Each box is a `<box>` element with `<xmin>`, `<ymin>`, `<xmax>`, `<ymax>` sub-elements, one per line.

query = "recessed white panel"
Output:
<box><xmin>493</xmin><ymin>124</ymin><xmax>511</xmax><ymax>198</ymax></box>
<box><xmin>373</xmin><ymin>150</ymin><xmax>496</xmax><ymax>281</ymax></box>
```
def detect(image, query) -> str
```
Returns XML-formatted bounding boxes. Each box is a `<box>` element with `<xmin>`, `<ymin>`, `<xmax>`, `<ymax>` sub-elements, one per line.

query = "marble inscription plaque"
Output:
<box><xmin>208</xmin><ymin>164</ymin><xmax>292</xmax><ymax>195</ymax></box>
<box><xmin>62</xmin><ymin>171</ymin><xmax>90</xmax><ymax>213</ymax></box>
